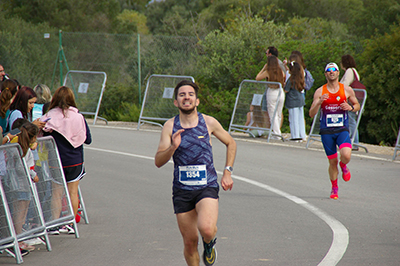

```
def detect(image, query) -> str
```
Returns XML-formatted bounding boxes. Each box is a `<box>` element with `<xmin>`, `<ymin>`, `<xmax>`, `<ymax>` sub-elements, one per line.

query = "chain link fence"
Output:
<box><xmin>0</xmin><ymin>31</ymin><xmax>200</xmax><ymax>105</ymax></box>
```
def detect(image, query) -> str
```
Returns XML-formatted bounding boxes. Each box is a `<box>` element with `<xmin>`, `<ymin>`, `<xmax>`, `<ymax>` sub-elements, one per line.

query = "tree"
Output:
<box><xmin>1</xmin><ymin>0</ymin><xmax>120</xmax><ymax>32</ymax></box>
<box><xmin>115</xmin><ymin>9</ymin><xmax>149</xmax><ymax>34</ymax></box>
<box><xmin>358</xmin><ymin>24</ymin><xmax>400</xmax><ymax>145</ymax></box>
<box><xmin>286</xmin><ymin>17</ymin><xmax>351</xmax><ymax>42</ymax></box>
<box><xmin>145</xmin><ymin>0</ymin><xmax>211</xmax><ymax>35</ymax></box>
<box><xmin>349</xmin><ymin>0</ymin><xmax>400</xmax><ymax>38</ymax></box>
<box><xmin>197</xmin><ymin>0</ymin><xmax>284</xmax><ymax>32</ymax></box>
<box><xmin>0</xmin><ymin>12</ymin><xmax>57</xmax><ymax>87</ymax></box>
<box><xmin>193</xmin><ymin>16</ymin><xmax>288</xmax><ymax>126</ymax></box>
<box><xmin>118</xmin><ymin>0</ymin><xmax>148</xmax><ymax>12</ymax></box>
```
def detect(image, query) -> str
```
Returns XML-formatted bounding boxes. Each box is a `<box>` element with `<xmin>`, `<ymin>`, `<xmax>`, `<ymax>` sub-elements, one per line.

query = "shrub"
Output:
<box><xmin>358</xmin><ymin>24</ymin><xmax>400</xmax><ymax>145</ymax></box>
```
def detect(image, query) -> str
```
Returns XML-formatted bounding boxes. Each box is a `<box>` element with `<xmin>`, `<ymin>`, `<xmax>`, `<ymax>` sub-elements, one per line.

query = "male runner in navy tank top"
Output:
<box><xmin>155</xmin><ymin>80</ymin><xmax>236</xmax><ymax>266</ymax></box>
<box><xmin>309</xmin><ymin>63</ymin><xmax>360</xmax><ymax>199</ymax></box>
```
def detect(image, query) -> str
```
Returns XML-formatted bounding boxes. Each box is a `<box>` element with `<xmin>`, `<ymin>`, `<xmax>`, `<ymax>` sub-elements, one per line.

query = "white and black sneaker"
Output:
<box><xmin>47</xmin><ymin>227</ymin><xmax>60</xmax><ymax>235</ymax></box>
<box><xmin>59</xmin><ymin>224</ymin><xmax>75</xmax><ymax>234</ymax></box>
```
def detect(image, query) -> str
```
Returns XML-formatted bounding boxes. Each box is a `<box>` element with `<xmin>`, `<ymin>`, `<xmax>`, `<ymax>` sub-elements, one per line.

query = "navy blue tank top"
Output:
<box><xmin>172</xmin><ymin>113</ymin><xmax>218</xmax><ymax>190</ymax></box>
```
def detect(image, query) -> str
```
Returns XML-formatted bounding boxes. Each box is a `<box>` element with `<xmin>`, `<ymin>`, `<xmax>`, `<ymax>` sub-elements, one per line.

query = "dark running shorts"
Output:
<box><xmin>172</xmin><ymin>186</ymin><xmax>219</xmax><ymax>214</ymax></box>
<box><xmin>321</xmin><ymin>131</ymin><xmax>352</xmax><ymax>159</ymax></box>
<box><xmin>63</xmin><ymin>164</ymin><xmax>86</xmax><ymax>183</ymax></box>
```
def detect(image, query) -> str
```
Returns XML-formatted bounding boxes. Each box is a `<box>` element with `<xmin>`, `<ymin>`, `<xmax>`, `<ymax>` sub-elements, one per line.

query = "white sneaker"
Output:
<box><xmin>24</xmin><ymin>238</ymin><xmax>45</xmax><ymax>246</ymax></box>
<box><xmin>59</xmin><ymin>224</ymin><xmax>75</xmax><ymax>234</ymax></box>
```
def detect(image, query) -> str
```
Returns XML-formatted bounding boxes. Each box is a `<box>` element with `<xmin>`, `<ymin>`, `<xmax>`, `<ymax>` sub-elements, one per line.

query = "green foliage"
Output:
<box><xmin>100</xmin><ymin>82</ymin><xmax>139</xmax><ymax>121</ymax></box>
<box><xmin>286</xmin><ymin>17</ymin><xmax>351</xmax><ymax>41</ymax></box>
<box><xmin>115</xmin><ymin>9</ymin><xmax>149</xmax><ymax>34</ymax></box>
<box><xmin>277</xmin><ymin>0</ymin><xmax>364</xmax><ymax>24</ymax></box>
<box><xmin>2</xmin><ymin>0</ymin><xmax>121</xmax><ymax>32</ymax></box>
<box><xmin>118</xmin><ymin>0</ymin><xmax>148</xmax><ymax>12</ymax></box>
<box><xmin>145</xmin><ymin>0</ymin><xmax>212</xmax><ymax>35</ymax></box>
<box><xmin>113</xmin><ymin>102</ymin><xmax>141</xmax><ymax>121</ymax></box>
<box><xmin>196</xmin><ymin>17</ymin><xmax>288</xmax><ymax>89</ymax></box>
<box><xmin>1</xmin><ymin>0</ymin><xmax>400</xmax><ymax>144</ymax></box>
<box><xmin>139</xmin><ymin>35</ymin><xmax>199</xmax><ymax>77</ymax></box>
<box><xmin>0</xmin><ymin>13</ymin><xmax>57</xmax><ymax>87</ymax></box>
<box><xmin>357</xmin><ymin>24</ymin><xmax>400</xmax><ymax>145</ymax></box>
<box><xmin>192</xmin><ymin>17</ymin><xmax>288</xmax><ymax>127</ymax></box>
<box><xmin>198</xmin><ymin>0</ymin><xmax>285</xmax><ymax>31</ymax></box>
<box><xmin>349</xmin><ymin>0</ymin><xmax>400</xmax><ymax>38</ymax></box>
<box><xmin>197</xmin><ymin>84</ymin><xmax>237</xmax><ymax>128</ymax></box>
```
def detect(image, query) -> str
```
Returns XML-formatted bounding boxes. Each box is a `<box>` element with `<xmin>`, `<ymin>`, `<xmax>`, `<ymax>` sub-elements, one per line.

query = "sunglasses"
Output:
<box><xmin>326</xmin><ymin>67</ymin><xmax>338</xmax><ymax>72</ymax></box>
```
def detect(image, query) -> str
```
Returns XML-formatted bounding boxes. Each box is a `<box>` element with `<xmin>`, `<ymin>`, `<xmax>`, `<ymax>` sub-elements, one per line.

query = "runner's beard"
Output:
<box><xmin>179</xmin><ymin>105</ymin><xmax>196</xmax><ymax>115</ymax></box>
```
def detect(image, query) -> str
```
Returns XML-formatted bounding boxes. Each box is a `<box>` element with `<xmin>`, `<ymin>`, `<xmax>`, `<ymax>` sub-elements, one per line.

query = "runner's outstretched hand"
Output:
<box><xmin>171</xmin><ymin>129</ymin><xmax>184</xmax><ymax>150</ymax></box>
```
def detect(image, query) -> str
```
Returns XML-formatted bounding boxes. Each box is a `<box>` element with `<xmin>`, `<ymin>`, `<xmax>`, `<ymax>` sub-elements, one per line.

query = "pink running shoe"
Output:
<box><xmin>339</xmin><ymin>162</ymin><xmax>351</xmax><ymax>182</ymax></box>
<box><xmin>330</xmin><ymin>187</ymin><xmax>338</xmax><ymax>199</ymax></box>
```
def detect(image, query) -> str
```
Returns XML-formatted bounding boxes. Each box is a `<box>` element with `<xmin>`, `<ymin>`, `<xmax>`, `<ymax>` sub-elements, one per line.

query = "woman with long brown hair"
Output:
<box><xmin>7</xmin><ymin>86</ymin><xmax>46</xmax><ymax>132</ymax></box>
<box><xmin>340</xmin><ymin>54</ymin><xmax>361</xmax><ymax>148</ymax></box>
<box><xmin>258</xmin><ymin>55</ymin><xmax>285</xmax><ymax>137</ymax></box>
<box><xmin>284</xmin><ymin>61</ymin><xmax>307</xmax><ymax>141</ymax></box>
<box><xmin>42</xmin><ymin>86</ymin><xmax>91</xmax><ymax>233</ymax></box>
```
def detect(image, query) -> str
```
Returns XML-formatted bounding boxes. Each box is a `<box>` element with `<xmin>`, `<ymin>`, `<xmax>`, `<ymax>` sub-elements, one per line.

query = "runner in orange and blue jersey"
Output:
<box><xmin>309</xmin><ymin>63</ymin><xmax>360</xmax><ymax>200</ymax></box>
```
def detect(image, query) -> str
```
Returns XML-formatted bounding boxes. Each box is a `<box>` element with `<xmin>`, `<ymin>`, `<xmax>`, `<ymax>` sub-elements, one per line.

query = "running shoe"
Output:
<box><xmin>330</xmin><ymin>187</ymin><xmax>338</xmax><ymax>199</ymax></box>
<box><xmin>5</xmin><ymin>248</ymin><xmax>29</xmax><ymax>257</ymax></box>
<box><xmin>19</xmin><ymin>242</ymin><xmax>35</xmax><ymax>251</ymax></box>
<box><xmin>47</xmin><ymin>227</ymin><xmax>60</xmax><ymax>235</ymax></box>
<box><xmin>59</xmin><ymin>224</ymin><xmax>75</xmax><ymax>234</ymax></box>
<box><xmin>340</xmin><ymin>162</ymin><xmax>351</xmax><ymax>182</ymax></box>
<box><xmin>20</xmin><ymin>249</ymin><xmax>29</xmax><ymax>257</ymax></box>
<box><xmin>24</xmin><ymin>237</ymin><xmax>45</xmax><ymax>246</ymax></box>
<box><xmin>202</xmin><ymin>237</ymin><xmax>217</xmax><ymax>266</ymax></box>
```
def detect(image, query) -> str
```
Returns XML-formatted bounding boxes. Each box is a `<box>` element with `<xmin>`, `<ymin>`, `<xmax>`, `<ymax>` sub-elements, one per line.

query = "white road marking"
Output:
<box><xmin>86</xmin><ymin>146</ymin><xmax>349</xmax><ymax>265</ymax></box>
<box><xmin>230</xmin><ymin>175</ymin><xmax>349</xmax><ymax>266</ymax></box>
<box><xmin>91</xmin><ymin>125</ymin><xmax>399</xmax><ymax>163</ymax></box>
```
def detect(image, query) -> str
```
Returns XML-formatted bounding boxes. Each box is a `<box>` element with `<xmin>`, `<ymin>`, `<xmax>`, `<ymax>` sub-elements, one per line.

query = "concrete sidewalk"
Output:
<box><xmin>88</xmin><ymin>119</ymin><xmax>397</xmax><ymax>160</ymax></box>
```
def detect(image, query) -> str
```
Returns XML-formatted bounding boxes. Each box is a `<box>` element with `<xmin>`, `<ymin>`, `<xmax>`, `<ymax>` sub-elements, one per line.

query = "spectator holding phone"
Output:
<box><xmin>7</xmin><ymin>86</ymin><xmax>47</xmax><ymax>131</ymax></box>
<box><xmin>1</xmin><ymin>129</ymin><xmax>19</xmax><ymax>145</ymax></box>
<box><xmin>32</xmin><ymin>84</ymin><xmax>52</xmax><ymax>120</ymax></box>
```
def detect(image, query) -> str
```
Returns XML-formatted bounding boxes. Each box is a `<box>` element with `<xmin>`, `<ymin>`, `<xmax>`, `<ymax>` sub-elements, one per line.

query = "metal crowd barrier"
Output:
<box><xmin>137</xmin><ymin>74</ymin><xmax>195</xmax><ymax>130</ymax></box>
<box><xmin>306</xmin><ymin>88</ymin><xmax>368</xmax><ymax>152</ymax></box>
<box><xmin>63</xmin><ymin>70</ymin><xmax>108</xmax><ymax>125</ymax></box>
<box><xmin>0</xmin><ymin>143</ymin><xmax>49</xmax><ymax>263</ymax></box>
<box><xmin>0</xmin><ymin>176</ymin><xmax>23</xmax><ymax>263</ymax></box>
<box><xmin>0</xmin><ymin>136</ymin><xmax>90</xmax><ymax>263</ymax></box>
<box><xmin>393</xmin><ymin>128</ymin><xmax>400</xmax><ymax>161</ymax></box>
<box><xmin>228</xmin><ymin>79</ymin><xmax>284</xmax><ymax>142</ymax></box>
<box><xmin>35</xmin><ymin>137</ymin><xmax>80</xmax><ymax>238</ymax></box>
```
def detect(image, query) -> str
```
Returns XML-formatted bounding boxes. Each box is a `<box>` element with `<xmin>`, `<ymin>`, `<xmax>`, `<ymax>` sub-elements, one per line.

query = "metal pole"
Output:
<box><xmin>137</xmin><ymin>33</ymin><xmax>141</xmax><ymax>105</ymax></box>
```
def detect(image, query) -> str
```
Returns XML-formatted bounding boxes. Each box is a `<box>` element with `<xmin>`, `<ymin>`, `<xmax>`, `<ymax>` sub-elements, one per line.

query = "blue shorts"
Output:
<box><xmin>172</xmin><ymin>186</ymin><xmax>219</xmax><ymax>214</ymax></box>
<box><xmin>321</xmin><ymin>131</ymin><xmax>352</xmax><ymax>159</ymax></box>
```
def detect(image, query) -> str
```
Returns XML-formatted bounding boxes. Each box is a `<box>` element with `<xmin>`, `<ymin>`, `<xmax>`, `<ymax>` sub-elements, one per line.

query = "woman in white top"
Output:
<box><xmin>255</xmin><ymin>55</ymin><xmax>285</xmax><ymax>137</ymax></box>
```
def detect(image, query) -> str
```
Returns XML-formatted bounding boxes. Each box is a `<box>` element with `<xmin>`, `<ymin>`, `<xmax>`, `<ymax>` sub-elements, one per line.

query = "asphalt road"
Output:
<box><xmin>4</xmin><ymin>124</ymin><xmax>399</xmax><ymax>266</ymax></box>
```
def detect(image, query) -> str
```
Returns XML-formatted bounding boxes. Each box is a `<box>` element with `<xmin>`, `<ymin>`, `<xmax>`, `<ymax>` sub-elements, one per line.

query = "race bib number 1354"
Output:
<box><xmin>179</xmin><ymin>165</ymin><xmax>207</xmax><ymax>186</ymax></box>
